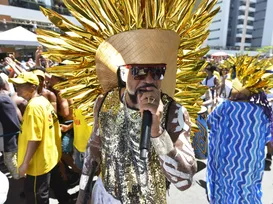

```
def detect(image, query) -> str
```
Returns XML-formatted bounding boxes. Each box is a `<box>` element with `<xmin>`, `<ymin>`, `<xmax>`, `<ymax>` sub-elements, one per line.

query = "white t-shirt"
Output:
<box><xmin>219</xmin><ymin>77</ymin><xmax>232</xmax><ymax>99</ymax></box>
<box><xmin>201</xmin><ymin>75</ymin><xmax>217</xmax><ymax>88</ymax></box>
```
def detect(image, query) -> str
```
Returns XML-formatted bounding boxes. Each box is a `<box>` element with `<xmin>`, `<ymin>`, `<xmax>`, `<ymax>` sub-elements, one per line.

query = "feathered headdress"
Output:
<box><xmin>36</xmin><ymin>0</ymin><xmax>219</xmax><ymax>132</ymax></box>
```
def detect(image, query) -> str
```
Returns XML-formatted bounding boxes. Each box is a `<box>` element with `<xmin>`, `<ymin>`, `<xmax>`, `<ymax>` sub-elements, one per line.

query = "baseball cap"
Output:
<box><xmin>9</xmin><ymin>72</ymin><xmax>39</xmax><ymax>86</ymax></box>
<box><xmin>32</xmin><ymin>69</ymin><xmax>45</xmax><ymax>79</ymax></box>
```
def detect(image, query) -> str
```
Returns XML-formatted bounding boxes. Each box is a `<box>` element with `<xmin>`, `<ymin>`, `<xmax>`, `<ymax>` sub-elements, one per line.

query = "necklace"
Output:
<box><xmin>122</xmin><ymin>90</ymin><xmax>142</xmax><ymax>123</ymax></box>
<box><xmin>124</xmin><ymin>112</ymin><xmax>149</xmax><ymax>188</ymax></box>
<box><xmin>122</xmin><ymin>90</ymin><xmax>148</xmax><ymax>187</ymax></box>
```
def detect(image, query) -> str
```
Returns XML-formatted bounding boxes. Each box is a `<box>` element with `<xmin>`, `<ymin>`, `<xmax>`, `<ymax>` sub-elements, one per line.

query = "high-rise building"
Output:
<box><xmin>252</xmin><ymin>0</ymin><xmax>273</xmax><ymax>48</ymax></box>
<box><xmin>205</xmin><ymin>0</ymin><xmax>273</xmax><ymax>50</ymax></box>
<box><xmin>0</xmin><ymin>0</ymin><xmax>79</xmax><ymax>57</ymax></box>
<box><xmin>0</xmin><ymin>0</ymin><xmax>79</xmax><ymax>33</ymax></box>
<box><xmin>205</xmin><ymin>0</ymin><xmax>231</xmax><ymax>49</ymax></box>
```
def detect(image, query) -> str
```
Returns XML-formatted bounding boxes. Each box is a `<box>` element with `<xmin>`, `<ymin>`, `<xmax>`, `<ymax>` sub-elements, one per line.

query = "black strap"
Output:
<box><xmin>0</xmin><ymin>131</ymin><xmax>20</xmax><ymax>138</ymax></box>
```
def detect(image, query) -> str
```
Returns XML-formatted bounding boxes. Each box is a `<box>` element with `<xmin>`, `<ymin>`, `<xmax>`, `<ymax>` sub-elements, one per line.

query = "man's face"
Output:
<box><xmin>14</xmin><ymin>83</ymin><xmax>35</xmax><ymax>100</ymax></box>
<box><xmin>222</xmin><ymin>68</ymin><xmax>229</xmax><ymax>75</ymax></box>
<box><xmin>123</xmin><ymin>64</ymin><xmax>165</xmax><ymax>104</ymax></box>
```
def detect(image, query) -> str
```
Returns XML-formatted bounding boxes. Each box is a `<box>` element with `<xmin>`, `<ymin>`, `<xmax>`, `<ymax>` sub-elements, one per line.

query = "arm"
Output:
<box><xmin>35</xmin><ymin>46</ymin><xmax>42</xmax><ymax>66</ymax></box>
<box><xmin>56</xmin><ymin>93</ymin><xmax>73</xmax><ymax>120</ymax></box>
<box><xmin>77</xmin><ymin>96</ymin><xmax>103</xmax><ymax>204</ymax></box>
<box><xmin>15</xmin><ymin>105</ymin><xmax>23</xmax><ymax>122</ymax></box>
<box><xmin>213</xmin><ymin>77</ymin><xmax>220</xmax><ymax>97</ymax></box>
<box><xmin>137</xmin><ymin>87</ymin><xmax>196</xmax><ymax>190</ymax></box>
<box><xmin>18</xmin><ymin>141</ymin><xmax>41</xmax><ymax>176</ymax></box>
<box><xmin>11</xmin><ymin>93</ymin><xmax>28</xmax><ymax>116</ymax></box>
<box><xmin>47</xmin><ymin>90</ymin><xmax>57</xmax><ymax>113</ymax></box>
<box><xmin>60</xmin><ymin>122</ymin><xmax>73</xmax><ymax>133</ymax></box>
<box><xmin>151</xmin><ymin>102</ymin><xmax>197</xmax><ymax>191</ymax></box>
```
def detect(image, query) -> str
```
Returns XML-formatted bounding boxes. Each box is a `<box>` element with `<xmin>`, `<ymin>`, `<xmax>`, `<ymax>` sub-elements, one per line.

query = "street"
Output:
<box><xmin>1</xmin><ymin>158</ymin><xmax>273</xmax><ymax>204</ymax></box>
<box><xmin>167</xmin><ymin>160</ymin><xmax>273</xmax><ymax>204</ymax></box>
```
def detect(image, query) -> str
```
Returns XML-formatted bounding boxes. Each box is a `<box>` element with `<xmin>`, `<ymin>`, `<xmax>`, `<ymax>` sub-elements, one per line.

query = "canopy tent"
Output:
<box><xmin>0</xmin><ymin>26</ymin><xmax>39</xmax><ymax>46</ymax></box>
<box><xmin>211</xmin><ymin>51</ymin><xmax>229</xmax><ymax>57</ymax></box>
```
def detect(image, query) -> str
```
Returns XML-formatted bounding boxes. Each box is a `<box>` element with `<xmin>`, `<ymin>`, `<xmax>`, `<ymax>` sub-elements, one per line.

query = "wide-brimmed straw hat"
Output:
<box><xmin>96</xmin><ymin>29</ymin><xmax>180</xmax><ymax>97</ymax></box>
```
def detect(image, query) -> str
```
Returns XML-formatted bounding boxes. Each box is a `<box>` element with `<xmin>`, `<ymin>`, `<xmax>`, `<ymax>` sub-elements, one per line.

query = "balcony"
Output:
<box><xmin>237</xmin><ymin>24</ymin><xmax>254</xmax><ymax>30</ymax></box>
<box><xmin>0</xmin><ymin>19</ymin><xmax>59</xmax><ymax>33</ymax></box>
<box><xmin>236</xmin><ymin>33</ymin><xmax>253</xmax><ymax>38</ymax></box>
<box><xmin>8</xmin><ymin>0</ymin><xmax>71</xmax><ymax>16</ymax></box>
<box><xmin>240</xmin><ymin>0</ymin><xmax>257</xmax><ymax>2</ymax></box>
<box><xmin>238</xmin><ymin>16</ymin><xmax>255</xmax><ymax>22</ymax></box>
<box><xmin>235</xmin><ymin>42</ymin><xmax>251</xmax><ymax>47</ymax></box>
<box><xmin>239</xmin><ymin>6</ymin><xmax>256</xmax><ymax>12</ymax></box>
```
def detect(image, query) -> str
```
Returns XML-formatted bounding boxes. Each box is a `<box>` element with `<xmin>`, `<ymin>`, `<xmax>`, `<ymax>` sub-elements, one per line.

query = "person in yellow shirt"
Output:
<box><xmin>9</xmin><ymin>72</ymin><xmax>62</xmax><ymax>204</ymax></box>
<box><xmin>73</xmin><ymin>109</ymin><xmax>92</xmax><ymax>169</ymax></box>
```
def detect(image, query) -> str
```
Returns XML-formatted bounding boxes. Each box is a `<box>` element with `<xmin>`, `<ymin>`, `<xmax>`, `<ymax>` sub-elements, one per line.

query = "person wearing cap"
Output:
<box><xmin>30</xmin><ymin>67</ymin><xmax>74</xmax><ymax>203</ymax></box>
<box><xmin>9</xmin><ymin>72</ymin><xmax>62</xmax><ymax>204</ymax></box>
<box><xmin>206</xmin><ymin>56</ymin><xmax>273</xmax><ymax>203</ymax></box>
<box><xmin>30</xmin><ymin>66</ymin><xmax>57</xmax><ymax>113</ymax></box>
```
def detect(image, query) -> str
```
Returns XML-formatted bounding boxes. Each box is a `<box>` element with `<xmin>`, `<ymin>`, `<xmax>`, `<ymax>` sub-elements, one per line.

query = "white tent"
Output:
<box><xmin>0</xmin><ymin>26</ymin><xmax>39</xmax><ymax>46</ymax></box>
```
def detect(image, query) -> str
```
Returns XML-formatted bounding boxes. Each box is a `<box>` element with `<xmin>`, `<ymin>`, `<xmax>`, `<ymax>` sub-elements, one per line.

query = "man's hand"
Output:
<box><xmin>60</xmin><ymin>123</ymin><xmax>73</xmax><ymax>132</ymax></box>
<box><xmin>138</xmin><ymin>86</ymin><xmax>163</xmax><ymax>137</ymax></box>
<box><xmin>4</xmin><ymin>57</ymin><xmax>14</xmax><ymax>65</ymax></box>
<box><xmin>18</xmin><ymin>162</ymin><xmax>28</xmax><ymax>177</ymax></box>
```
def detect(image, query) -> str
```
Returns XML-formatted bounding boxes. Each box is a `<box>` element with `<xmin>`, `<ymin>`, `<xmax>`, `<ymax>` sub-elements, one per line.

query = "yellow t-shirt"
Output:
<box><xmin>73</xmin><ymin>109</ymin><xmax>92</xmax><ymax>152</ymax></box>
<box><xmin>18</xmin><ymin>96</ymin><xmax>61</xmax><ymax>176</ymax></box>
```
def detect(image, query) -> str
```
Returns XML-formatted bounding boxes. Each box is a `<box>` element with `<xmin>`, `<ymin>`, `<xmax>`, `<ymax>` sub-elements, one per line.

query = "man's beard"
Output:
<box><xmin>127</xmin><ymin>91</ymin><xmax>138</xmax><ymax>104</ymax></box>
<box><xmin>127</xmin><ymin>83</ymin><xmax>157</xmax><ymax>105</ymax></box>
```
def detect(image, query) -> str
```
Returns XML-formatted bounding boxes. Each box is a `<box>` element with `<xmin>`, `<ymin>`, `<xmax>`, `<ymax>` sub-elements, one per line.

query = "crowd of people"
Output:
<box><xmin>0</xmin><ymin>49</ymin><xmax>91</xmax><ymax>204</ymax></box>
<box><xmin>1</xmin><ymin>48</ymin><xmax>273</xmax><ymax>204</ymax></box>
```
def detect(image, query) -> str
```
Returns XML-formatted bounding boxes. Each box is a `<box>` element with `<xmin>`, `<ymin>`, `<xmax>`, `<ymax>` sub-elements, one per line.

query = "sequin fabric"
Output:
<box><xmin>99</xmin><ymin>88</ymin><xmax>173</xmax><ymax>204</ymax></box>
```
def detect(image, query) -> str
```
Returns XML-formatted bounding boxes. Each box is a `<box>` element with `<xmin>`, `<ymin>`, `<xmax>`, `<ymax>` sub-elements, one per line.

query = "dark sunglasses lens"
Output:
<box><xmin>151</xmin><ymin>67</ymin><xmax>165</xmax><ymax>80</ymax></box>
<box><xmin>132</xmin><ymin>67</ymin><xmax>147</xmax><ymax>80</ymax></box>
<box><xmin>156</xmin><ymin>68</ymin><xmax>166</xmax><ymax>80</ymax></box>
<box><xmin>131</xmin><ymin>66</ymin><xmax>166</xmax><ymax>80</ymax></box>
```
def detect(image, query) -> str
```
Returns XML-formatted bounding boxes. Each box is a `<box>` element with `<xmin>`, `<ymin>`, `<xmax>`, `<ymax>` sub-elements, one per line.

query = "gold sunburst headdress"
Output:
<box><xmin>220</xmin><ymin>55</ymin><xmax>273</xmax><ymax>96</ymax></box>
<box><xmin>36</xmin><ymin>0</ymin><xmax>219</xmax><ymax>131</ymax></box>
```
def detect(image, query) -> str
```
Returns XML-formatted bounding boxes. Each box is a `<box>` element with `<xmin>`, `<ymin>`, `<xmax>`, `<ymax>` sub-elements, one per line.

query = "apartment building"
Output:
<box><xmin>0</xmin><ymin>0</ymin><xmax>80</xmax><ymax>58</ymax></box>
<box><xmin>205</xmin><ymin>0</ymin><xmax>231</xmax><ymax>49</ymax></box>
<box><xmin>205</xmin><ymin>0</ymin><xmax>273</xmax><ymax>50</ymax></box>
<box><xmin>0</xmin><ymin>0</ymin><xmax>79</xmax><ymax>32</ymax></box>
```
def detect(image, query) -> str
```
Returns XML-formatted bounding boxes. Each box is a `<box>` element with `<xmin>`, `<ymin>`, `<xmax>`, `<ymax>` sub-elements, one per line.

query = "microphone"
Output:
<box><xmin>140</xmin><ymin>110</ymin><xmax>152</xmax><ymax>160</ymax></box>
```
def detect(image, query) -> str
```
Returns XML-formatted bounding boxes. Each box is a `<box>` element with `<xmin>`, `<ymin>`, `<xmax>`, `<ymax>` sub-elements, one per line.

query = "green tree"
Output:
<box><xmin>256</xmin><ymin>46</ymin><xmax>273</xmax><ymax>54</ymax></box>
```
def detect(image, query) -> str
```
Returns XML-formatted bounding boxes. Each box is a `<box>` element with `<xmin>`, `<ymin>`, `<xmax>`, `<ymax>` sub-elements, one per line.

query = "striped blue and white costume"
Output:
<box><xmin>207</xmin><ymin>100</ymin><xmax>271</xmax><ymax>204</ymax></box>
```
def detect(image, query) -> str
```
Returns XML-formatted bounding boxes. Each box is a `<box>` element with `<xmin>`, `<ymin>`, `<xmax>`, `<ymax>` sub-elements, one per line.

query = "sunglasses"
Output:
<box><xmin>119</xmin><ymin>64</ymin><xmax>166</xmax><ymax>80</ymax></box>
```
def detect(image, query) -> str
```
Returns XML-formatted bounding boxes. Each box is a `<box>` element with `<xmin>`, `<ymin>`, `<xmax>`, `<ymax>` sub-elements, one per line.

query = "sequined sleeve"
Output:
<box><xmin>76</xmin><ymin>95</ymin><xmax>103</xmax><ymax>204</ymax></box>
<box><xmin>157</xmin><ymin>102</ymin><xmax>197</xmax><ymax>191</ymax></box>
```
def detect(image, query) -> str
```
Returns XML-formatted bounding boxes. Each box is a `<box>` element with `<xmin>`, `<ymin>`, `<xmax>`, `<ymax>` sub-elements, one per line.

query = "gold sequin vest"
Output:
<box><xmin>99</xmin><ymin>89</ymin><xmax>173</xmax><ymax>204</ymax></box>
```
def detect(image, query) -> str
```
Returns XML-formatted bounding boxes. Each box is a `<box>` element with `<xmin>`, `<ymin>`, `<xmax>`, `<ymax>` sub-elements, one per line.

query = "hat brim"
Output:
<box><xmin>8</xmin><ymin>78</ymin><xmax>27</xmax><ymax>84</ymax></box>
<box><xmin>95</xmin><ymin>29</ymin><xmax>180</xmax><ymax>97</ymax></box>
<box><xmin>198</xmin><ymin>106</ymin><xmax>208</xmax><ymax>114</ymax></box>
<box><xmin>33</xmin><ymin>70</ymin><xmax>45</xmax><ymax>79</ymax></box>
